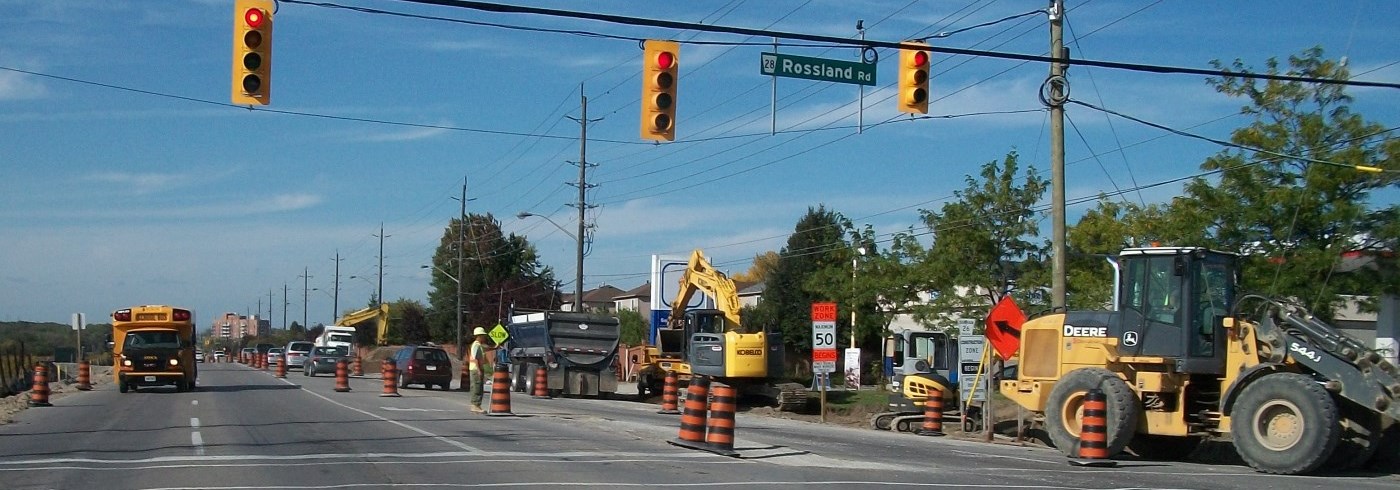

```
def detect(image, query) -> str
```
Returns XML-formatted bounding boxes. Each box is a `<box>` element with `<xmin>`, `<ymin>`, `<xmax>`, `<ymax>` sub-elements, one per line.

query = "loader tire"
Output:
<box><xmin>1229</xmin><ymin>372</ymin><xmax>1339</xmax><ymax>475</ymax></box>
<box><xmin>1045</xmin><ymin>368</ymin><xmax>1140</xmax><ymax>459</ymax></box>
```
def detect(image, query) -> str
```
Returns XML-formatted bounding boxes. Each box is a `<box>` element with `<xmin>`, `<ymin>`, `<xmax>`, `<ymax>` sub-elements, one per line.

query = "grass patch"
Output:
<box><xmin>809</xmin><ymin>388</ymin><xmax>888</xmax><ymax>416</ymax></box>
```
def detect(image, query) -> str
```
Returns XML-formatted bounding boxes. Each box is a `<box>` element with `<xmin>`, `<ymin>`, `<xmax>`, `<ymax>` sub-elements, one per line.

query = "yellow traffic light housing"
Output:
<box><xmin>640</xmin><ymin>40</ymin><xmax>679</xmax><ymax>142</ymax></box>
<box><xmin>231</xmin><ymin>0</ymin><xmax>273</xmax><ymax>105</ymax></box>
<box><xmin>898</xmin><ymin>41</ymin><xmax>930</xmax><ymax>115</ymax></box>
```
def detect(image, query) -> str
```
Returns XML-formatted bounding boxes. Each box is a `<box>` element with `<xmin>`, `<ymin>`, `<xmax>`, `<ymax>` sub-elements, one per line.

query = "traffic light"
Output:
<box><xmin>640</xmin><ymin>40</ymin><xmax>679</xmax><ymax>142</ymax></box>
<box><xmin>898</xmin><ymin>41</ymin><xmax>930</xmax><ymax>115</ymax></box>
<box><xmin>231</xmin><ymin>0</ymin><xmax>274</xmax><ymax>105</ymax></box>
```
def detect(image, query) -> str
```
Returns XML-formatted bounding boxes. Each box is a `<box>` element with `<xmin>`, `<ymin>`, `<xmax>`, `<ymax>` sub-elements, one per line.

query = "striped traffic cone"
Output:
<box><xmin>531</xmin><ymin>366</ymin><xmax>550</xmax><ymax>399</ymax></box>
<box><xmin>657</xmin><ymin>372</ymin><xmax>680</xmax><ymax>414</ymax></box>
<box><xmin>334</xmin><ymin>359</ymin><xmax>351</xmax><ymax>393</ymax></box>
<box><xmin>29</xmin><ymin>363</ymin><xmax>52</xmax><ymax>407</ymax></box>
<box><xmin>916</xmin><ymin>388</ymin><xmax>945</xmax><ymax>436</ymax></box>
<box><xmin>487</xmin><ymin>369</ymin><xmax>514</xmax><ymax>416</ymax></box>
<box><xmin>705</xmin><ymin>383</ymin><xmax>739</xmax><ymax>457</ymax></box>
<box><xmin>669</xmin><ymin>375</ymin><xmax>711</xmax><ymax>451</ymax></box>
<box><xmin>380</xmin><ymin>360</ymin><xmax>401</xmax><ymax>397</ymax></box>
<box><xmin>76</xmin><ymin>360</ymin><xmax>92</xmax><ymax>391</ymax></box>
<box><xmin>1069</xmin><ymin>388</ymin><xmax>1117</xmax><ymax>467</ymax></box>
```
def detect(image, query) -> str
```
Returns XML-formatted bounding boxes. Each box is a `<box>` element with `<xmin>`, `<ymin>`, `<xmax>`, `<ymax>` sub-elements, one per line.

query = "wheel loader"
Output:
<box><xmin>1000</xmin><ymin>246</ymin><xmax>1398</xmax><ymax>475</ymax></box>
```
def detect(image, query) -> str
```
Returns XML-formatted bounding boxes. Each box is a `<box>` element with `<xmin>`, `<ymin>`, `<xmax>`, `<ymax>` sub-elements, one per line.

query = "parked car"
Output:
<box><xmin>391</xmin><ymin>344</ymin><xmax>453</xmax><ymax>390</ymax></box>
<box><xmin>283</xmin><ymin>341</ymin><xmax>314</xmax><ymax>368</ymax></box>
<box><xmin>240</xmin><ymin>347</ymin><xmax>256</xmax><ymax>362</ymax></box>
<box><xmin>194</xmin><ymin>349</ymin><xmax>205</xmax><ymax>363</ymax></box>
<box><xmin>304</xmin><ymin>346</ymin><xmax>349</xmax><ymax>376</ymax></box>
<box><xmin>267</xmin><ymin>348</ymin><xmax>284</xmax><ymax>367</ymax></box>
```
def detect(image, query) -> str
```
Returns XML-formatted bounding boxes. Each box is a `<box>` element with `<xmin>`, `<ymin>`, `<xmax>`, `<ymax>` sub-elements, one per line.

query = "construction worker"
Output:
<box><xmin>468</xmin><ymin>327</ymin><xmax>491</xmax><ymax>413</ymax></box>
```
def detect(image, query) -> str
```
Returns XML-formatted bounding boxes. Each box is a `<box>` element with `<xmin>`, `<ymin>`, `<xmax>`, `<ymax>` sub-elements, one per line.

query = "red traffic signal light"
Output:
<box><xmin>231</xmin><ymin>0</ymin><xmax>273</xmax><ymax>105</ymax></box>
<box><xmin>899</xmin><ymin>41</ymin><xmax>930</xmax><ymax>114</ymax></box>
<box><xmin>640</xmin><ymin>40</ymin><xmax>679</xmax><ymax>142</ymax></box>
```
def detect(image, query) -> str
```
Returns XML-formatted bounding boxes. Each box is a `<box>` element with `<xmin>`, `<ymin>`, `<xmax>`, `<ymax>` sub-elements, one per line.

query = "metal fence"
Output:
<box><xmin>0</xmin><ymin>341</ymin><xmax>36</xmax><ymax>398</ymax></box>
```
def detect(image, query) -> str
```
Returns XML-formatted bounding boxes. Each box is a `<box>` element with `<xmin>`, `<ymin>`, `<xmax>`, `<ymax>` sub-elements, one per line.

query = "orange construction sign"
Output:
<box><xmin>985</xmin><ymin>295</ymin><xmax>1025</xmax><ymax>361</ymax></box>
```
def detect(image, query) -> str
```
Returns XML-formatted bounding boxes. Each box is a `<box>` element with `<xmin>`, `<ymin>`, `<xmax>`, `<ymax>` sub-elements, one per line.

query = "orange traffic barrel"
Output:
<box><xmin>275</xmin><ymin>356</ymin><xmax>288</xmax><ymax>378</ymax></box>
<box><xmin>671</xmin><ymin>375</ymin><xmax>711</xmax><ymax>448</ymax></box>
<box><xmin>705</xmin><ymin>383</ymin><xmax>739</xmax><ymax>457</ymax></box>
<box><xmin>917</xmin><ymin>387</ymin><xmax>945</xmax><ymax>436</ymax></box>
<box><xmin>380</xmin><ymin>360</ymin><xmax>401</xmax><ymax>397</ymax></box>
<box><xmin>487</xmin><ymin>369</ymin><xmax>513</xmax><ymax>416</ymax></box>
<box><xmin>657</xmin><ymin>372</ymin><xmax>680</xmax><ymax>414</ymax></box>
<box><xmin>334</xmin><ymin>359</ymin><xmax>351</xmax><ymax>392</ymax></box>
<box><xmin>76</xmin><ymin>360</ymin><xmax>92</xmax><ymax>391</ymax></box>
<box><xmin>351</xmin><ymin>356</ymin><xmax>364</xmax><ymax>377</ymax></box>
<box><xmin>29</xmin><ymin>362</ymin><xmax>52</xmax><ymax>407</ymax></box>
<box><xmin>531</xmin><ymin>366</ymin><xmax>550</xmax><ymax>399</ymax></box>
<box><xmin>1070</xmin><ymin>388</ymin><xmax>1117</xmax><ymax>467</ymax></box>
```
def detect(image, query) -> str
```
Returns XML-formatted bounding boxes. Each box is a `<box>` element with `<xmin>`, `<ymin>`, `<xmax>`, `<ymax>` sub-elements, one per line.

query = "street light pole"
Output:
<box><xmin>517</xmin><ymin>212</ymin><xmax>582</xmax><ymax>311</ymax></box>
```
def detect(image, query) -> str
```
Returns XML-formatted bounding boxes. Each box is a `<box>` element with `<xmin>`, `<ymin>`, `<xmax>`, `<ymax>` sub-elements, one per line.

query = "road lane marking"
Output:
<box><xmin>191</xmin><ymin>400</ymin><xmax>198</xmax><ymax>406</ymax></box>
<box><xmin>0</xmin><ymin>450</ymin><xmax>722</xmax><ymax>466</ymax></box>
<box><xmin>382</xmin><ymin>407</ymin><xmax>452</xmax><ymax>412</ymax></box>
<box><xmin>191</xmin><ymin>432</ymin><xmax>204</xmax><ymax>456</ymax></box>
<box><xmin>284</xmin><ymin>378</ymin><xmax>481</xmax><ymax>453</ymax></box>
<box><xmin>190</xmin><ymin>418</ymin><xmax>200</xmax><ymax>428</ymax></box>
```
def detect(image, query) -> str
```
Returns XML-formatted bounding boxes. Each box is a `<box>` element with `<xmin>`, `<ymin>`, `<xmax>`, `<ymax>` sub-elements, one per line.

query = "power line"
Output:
<box><xmin>364</xmin><ymin>0</ymin><xmax>1400</xmax><ymax>89</ymax></box>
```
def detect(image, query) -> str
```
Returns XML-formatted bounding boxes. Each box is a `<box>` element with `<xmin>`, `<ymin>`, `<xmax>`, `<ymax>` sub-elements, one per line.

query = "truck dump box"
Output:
<box><xmin>507</xmin><ymin>311</ymin><xmax>621</xmax><ymax>397</ymax></box>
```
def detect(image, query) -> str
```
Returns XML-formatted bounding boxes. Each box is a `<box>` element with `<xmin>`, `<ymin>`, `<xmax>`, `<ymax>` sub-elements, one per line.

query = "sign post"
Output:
<box><xmin>71</xmin><ymin>313</ymin><xmax>85</xmax><ymax>362</ymax></box>
<box><xmin>957</xmin><ymin>318</ymin><xmax>987</xmax><ymax>431</ymax></box>
<box><xmin>812</xmin><ymin>302</ymin><xmax>837</xmax><ymax>423</ymax></box>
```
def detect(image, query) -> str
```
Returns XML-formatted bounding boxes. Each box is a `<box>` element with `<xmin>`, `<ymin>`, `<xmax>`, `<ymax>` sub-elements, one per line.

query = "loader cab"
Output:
<box><xmin>1113</xmin><ymin>247</ymin><xmax>1237</xmax><ymax>374</ymax></box>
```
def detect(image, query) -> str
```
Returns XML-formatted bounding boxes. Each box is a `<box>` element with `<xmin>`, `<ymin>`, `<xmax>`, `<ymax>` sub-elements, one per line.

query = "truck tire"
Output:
<box><xmin>1229</xmin><ymin>372</ymin><xmax>1339</xmax><ymax>475</ymax></box>
<box><xmin>1045</xmin><ymin>367</ymin><xmax>1140</xmax><ymax>459</ymax></box>
<box><xmin>119</xmin><ymin>377</ymin><xmax>129</xmax><ymax>393</ymax></box>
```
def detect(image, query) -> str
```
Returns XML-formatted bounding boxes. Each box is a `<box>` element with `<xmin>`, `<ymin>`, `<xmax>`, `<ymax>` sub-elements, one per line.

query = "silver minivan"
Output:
<box><xmin>283</xmin><ymin>341</ymin><xmax>314</xmax><ymax>368</ymax></box>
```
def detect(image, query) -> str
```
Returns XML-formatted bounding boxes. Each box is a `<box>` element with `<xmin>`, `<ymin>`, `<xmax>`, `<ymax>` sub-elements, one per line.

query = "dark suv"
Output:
<box><xmin>392</xmin><ymin>344</ymin><xmax>453</xmax><ymax>390</ymax></box>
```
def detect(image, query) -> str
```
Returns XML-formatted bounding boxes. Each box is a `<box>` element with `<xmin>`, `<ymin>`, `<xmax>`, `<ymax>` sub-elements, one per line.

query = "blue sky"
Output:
<box><xmin>2</xmin><ymin>0</ymin><xmax>1397</xmax><ymax>326</ymax></box>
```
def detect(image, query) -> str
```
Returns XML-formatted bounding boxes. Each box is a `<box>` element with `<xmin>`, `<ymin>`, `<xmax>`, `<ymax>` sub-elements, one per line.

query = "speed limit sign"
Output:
<box><xmin>811</xmin><ymin>302</ymin><xmax>837</xmax><ymax>373</ymax></box>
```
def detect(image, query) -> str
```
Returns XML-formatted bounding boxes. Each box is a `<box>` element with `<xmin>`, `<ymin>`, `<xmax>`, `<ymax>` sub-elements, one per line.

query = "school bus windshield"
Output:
<box><xmin>124</xmin><ymin>331</ymin><xmax>184</xmax><ymax>349</ymax></box>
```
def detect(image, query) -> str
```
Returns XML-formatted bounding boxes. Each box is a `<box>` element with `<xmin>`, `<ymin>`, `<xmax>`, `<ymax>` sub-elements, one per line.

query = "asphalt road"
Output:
<box><xmin>0</xmin><ymin>362</ymin><xmax>1395</xmax><ymax>489</ymax></box>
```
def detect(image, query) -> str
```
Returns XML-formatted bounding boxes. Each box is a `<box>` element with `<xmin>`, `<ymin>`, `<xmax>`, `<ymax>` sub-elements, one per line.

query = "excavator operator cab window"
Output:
<box><xmin>890</xmin><ymin>335</ymin><xmax>906</xmax><ymax>369</ymax></box>
<box><xmin>1191</xmin><ymin>254</ymin><xmax>1235</xmax><ymax>357</ymax></box>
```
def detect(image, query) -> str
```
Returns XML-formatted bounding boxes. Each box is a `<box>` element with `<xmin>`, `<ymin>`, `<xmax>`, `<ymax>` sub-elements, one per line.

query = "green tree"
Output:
<box><xmin>426</xmin><ymin>213</ymin><xmax>559</xmax><ymax>347</ymax></box>
<box><xmin>914</xmin><ymin>151</ymin><xmax>1047</xmax><ymax>326</ymax></box>
<box><xmin>731</xmin><ymin>251</ymin><xmax>780</xmax><ymax>283</ymax></box>
<box><xmin>752</xmin><ymin>205</ymin><xmax>850</xmax><ymax>357</ymax></box>
<box><xmin>617</xmin><ymin>308</ymin><xmax>648</xmax><ymax>346</ymax></box>
<box><xmin>391</xmin><ymin>298</ymin><xmax>429</xmax><ymax>344</ymax></box>
<box><xmin>1178</xmin><ymin>48</ymin><xmax>1400</xmax><ymax>315</ymax></box>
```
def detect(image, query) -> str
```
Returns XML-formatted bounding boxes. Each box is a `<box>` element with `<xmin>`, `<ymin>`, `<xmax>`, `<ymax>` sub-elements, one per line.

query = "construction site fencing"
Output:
<box><xmin>0</xmin><ymin>341</ymin><xmax>37</xmax><ymax>398</ymax></box>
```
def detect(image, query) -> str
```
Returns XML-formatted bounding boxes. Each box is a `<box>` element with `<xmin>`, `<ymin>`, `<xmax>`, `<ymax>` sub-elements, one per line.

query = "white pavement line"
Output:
<box><xmin>140</xmin><ymin>482</ymin><xmax>1192</xmax><ymax>490</ymax></box>
<box><xmin>283</xmin><ymin>377</ymin><xmax>480</xmax><ymax>453</ymax></box>
<box><xmin>190</xmin><ymin>418</ymin><xmax>200</xmax><ymax>428</ymax></box>
<box><xmin>191</xmin><ymin>432</ymin><xmax>205</xmax><ymax>456</ymax></box>
<box><xmin>191</xmin><ymin>400</ymin><xmax>198</xmax><ymax>406</ymax></box>
<box><xmin>0</xmin><ymin>450</ymin><xmax>720</xmax><ymax>467</ymax></box>
<box><xmin>3</xmin><ymin>457</ymin><xmax>744</xmax><ymax>474</ymax></box>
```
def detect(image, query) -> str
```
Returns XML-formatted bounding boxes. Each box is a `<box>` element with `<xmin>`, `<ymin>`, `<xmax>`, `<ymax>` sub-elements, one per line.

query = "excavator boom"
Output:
<box><xmin>669</xmin><ymin>249</ymin><xmax>743</xmax><ymax>329</ymax></box>
<box><xmin>335</xmin><ymin>303</ymin><xmax>391</xmax><ymax>345</ymax></box>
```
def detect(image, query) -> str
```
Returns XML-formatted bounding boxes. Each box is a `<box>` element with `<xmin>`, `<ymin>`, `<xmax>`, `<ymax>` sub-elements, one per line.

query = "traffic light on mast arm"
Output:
<box><xmin>231</xmin><ymin>0</ymin><xmax>274</xmax><ymax>105</ymax></box>
<box><xmin>898</xmin><ymin>41</ymin><xmax>930</xmax><ymax>115</ymax></box>
<box><xmin>640</xmin><ymin>40</ymin><xmax>679</xmax><ymax>142</ymax></box>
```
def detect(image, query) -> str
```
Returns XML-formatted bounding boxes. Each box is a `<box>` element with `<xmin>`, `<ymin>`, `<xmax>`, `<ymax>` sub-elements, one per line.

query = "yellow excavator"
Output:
<box><xmin>331</xmin><ymin>303</ymin><xmax>391</xmax><ymax>346</ymax></box>
<box><xmin>637</xmin><ymin>249</ymin><xmax>807</xmax><ymax>411</ymax></box>
<box><xmin>1001</xmin><ymin>246</ymin><xmax>1398</xmax><ymax>474</ymax></box>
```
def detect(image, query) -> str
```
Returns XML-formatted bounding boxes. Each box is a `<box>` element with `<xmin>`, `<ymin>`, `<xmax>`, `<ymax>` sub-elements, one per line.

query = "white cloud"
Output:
<box><xmin>363</xmin><ymin>125</ymin><xmax>452</xmax><ymax>142</ymax></box>
<box><xmin>0</xmin><ymin>70</ymin><xmax>47</xmax><ymax>100</ymax></box>
<box><xmin>83</xmin><ymin>171</ymin><xmax>195</xmax><ymax>195</ymax></box>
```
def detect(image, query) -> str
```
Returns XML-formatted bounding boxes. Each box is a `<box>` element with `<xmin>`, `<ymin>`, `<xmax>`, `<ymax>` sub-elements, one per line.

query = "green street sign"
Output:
<box><xmin>760</xmin><ymin>52</ymin><xmax>876</xmax><ymax>86</ymax></box>
<box><xmin>488</xmin><ymin>323</ymin><xmax>510</xmax><ymax>345</ymax></box>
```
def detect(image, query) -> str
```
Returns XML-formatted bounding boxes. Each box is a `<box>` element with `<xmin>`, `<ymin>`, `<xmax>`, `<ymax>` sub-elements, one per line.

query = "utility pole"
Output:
<box><xmin>268</xmin><ymin>289</ymin><xmax>274</xmax><ymax>328</ymax></box>
<box><xmin>331</xmin><ymin>251</ymin><xmax>343</xmax><ymax>323</ymax></box>
<box><xmin>457</xmin><ymin>178</ymin><xmax>467</xmax><ymax>355</ymax></box>
<box><xmin>300</xmin><ymin>267</ymin><xmax>312</xmax><ymax>330</ymax></box>
<box><xmin>565</xmin><ymin>84</ymin><xmax>600</xmax><ymax>312</ymax></box>
<box><xmin>373</xmin><ymin>223</ymin><xmax>389</xmax><ymax>307</ymax></box>
<box><xmin>1048</xmin><ymin>0</ymin><xmax>1068</xmax><ymax>310</ymax></box>
<box><xmin>282</xmin><ymin>284</ymin><xmax>289</xmax><ymax>331</ymax></box>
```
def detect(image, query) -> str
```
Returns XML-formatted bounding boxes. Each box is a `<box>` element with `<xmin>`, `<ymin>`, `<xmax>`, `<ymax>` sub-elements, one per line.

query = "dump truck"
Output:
<box><xmin>108</xmin><ymin>305</ymin><xmax>198</xmax><ymax>393</ymax></box>
<box><xmin>1000</xmin><ymin>246</ymin><xmax>1398</xmax><ymax>474</ymax></box>
<box><xmin>505</xmin><ymin>310</ymin><xmax>621</xmax><ymax>397</ymax></box>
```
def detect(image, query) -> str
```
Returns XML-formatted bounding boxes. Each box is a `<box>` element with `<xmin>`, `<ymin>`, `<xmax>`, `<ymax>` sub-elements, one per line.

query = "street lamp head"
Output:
<box><xmin>516</xmin><ymin>211</ymin><xmax>534</xmax><ymax>219</ymax></box>
<box><xmin>857</xmin><ymin>246</ymin><xmax>867</xmax><ymax>256</ymax></box>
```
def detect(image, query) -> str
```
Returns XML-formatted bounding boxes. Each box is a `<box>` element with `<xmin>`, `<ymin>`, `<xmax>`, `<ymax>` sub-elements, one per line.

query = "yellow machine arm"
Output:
<box><xmin>336</xmin><ymin>303</ymin><xmax>391</xmax><ymax>345</ymax></box>
<box><xmin>669</xmin><ymin>249</ymin><xmax>744</xmax><ymax>329</ymax></box>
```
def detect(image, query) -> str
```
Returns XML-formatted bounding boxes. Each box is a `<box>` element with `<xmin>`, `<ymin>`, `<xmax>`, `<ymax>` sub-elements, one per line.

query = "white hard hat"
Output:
<box><xmin>473</xmin><ymin>327</ymin><xmax>488</xmax><ymax>336</ymax></box>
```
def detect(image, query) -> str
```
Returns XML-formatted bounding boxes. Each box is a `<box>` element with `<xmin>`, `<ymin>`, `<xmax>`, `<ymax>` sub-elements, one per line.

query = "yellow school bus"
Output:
<box><xmin>110</xmin><ymin>305</ymin><xmax>198</xmax><ymax>393</ymax></box>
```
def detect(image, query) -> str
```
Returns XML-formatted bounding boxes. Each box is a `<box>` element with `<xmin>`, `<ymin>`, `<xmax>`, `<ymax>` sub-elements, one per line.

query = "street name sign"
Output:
<box><xmin>761</xmin><ymin>53</ymin><xmax>876</xmax><ymax>86</ymax></box>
